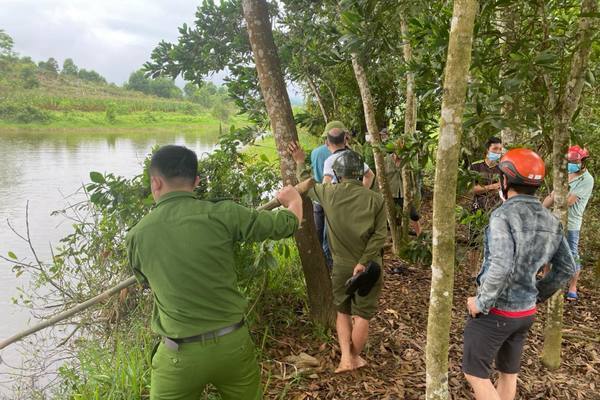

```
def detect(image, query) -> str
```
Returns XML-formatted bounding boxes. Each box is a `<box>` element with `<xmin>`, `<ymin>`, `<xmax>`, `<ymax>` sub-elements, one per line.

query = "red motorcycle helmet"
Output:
<box><xmin>498</xmin><ymin>148</ymin><xmax>545</xmax><ymax>187</ymax></box>
<box><xmin>567</xmin><ymin>145</ymin><xmax>589</xmax><ymax>162</ymax></box>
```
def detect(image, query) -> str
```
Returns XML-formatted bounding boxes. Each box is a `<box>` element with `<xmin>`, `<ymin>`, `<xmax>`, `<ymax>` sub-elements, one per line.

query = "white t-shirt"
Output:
<box><xmin>323</xmin><ymin>149</ymin><xmax>371</xmax><ymax>183</ymax></box>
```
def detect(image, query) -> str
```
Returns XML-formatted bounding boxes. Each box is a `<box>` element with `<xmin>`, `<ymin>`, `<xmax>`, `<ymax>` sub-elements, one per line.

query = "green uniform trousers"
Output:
<box><xmin>331</xmin><ymin>259</ymin><xmax>383</xmax><ymax>320</ymax></box>
<box><xmin>150</xmin><ymin>326</ymin><xmax>261</xmax><ymax>400</ymax></box>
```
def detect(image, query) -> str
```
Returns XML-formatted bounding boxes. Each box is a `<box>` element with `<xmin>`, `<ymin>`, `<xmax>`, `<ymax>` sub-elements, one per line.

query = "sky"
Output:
<box><xmin>0</xmin><ymin>0</ymin><xmax>226</xmax><ymax>85</ymax></box>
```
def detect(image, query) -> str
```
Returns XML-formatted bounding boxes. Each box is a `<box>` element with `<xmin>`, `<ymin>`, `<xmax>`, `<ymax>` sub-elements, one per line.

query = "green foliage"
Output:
<box><xmin>19</xmin><ymin>63</ymin><xmax>39</xmax><ymax>88</ymax></box>
<box><xmin>78</xmin><ymin>68</ymin><xmax>107</xmax><ymax>84</ymax></box>
<box><xmin>105</xmin><ymin>102</ymin><xmax>118</xmax><ymax>124</ymax></box>
<box><xmin>61</xmin><ymin>58</ymin><xmax>79</xmax><ymax>76</ymax></box>
<box><xmin>0</xmin><ymin>102</ymin><xmax>51</xmax><ymax>123</ymax></box>
<box><xmin>38</xmin><ymin>57</ymin><xmax>60</xmax><ymax>75</ymax></box>
<box><xmin>124</xmin><ymin>69</ymin><xmax>182</xmax><ymax>99</ymax></box>
<box><xmin>399</xmin><ymin>233</ymin><xmax>433</xmax><ymax>266</ymax></box>
<box><xmin>0</xmin><ymin>29</ymin><xmax>15</xmax><ymax>57</ymax></box>
<box><xmin>55</xmin><ymin>322</ymin><xmax>154</xmax><ymax>400</ymax></box>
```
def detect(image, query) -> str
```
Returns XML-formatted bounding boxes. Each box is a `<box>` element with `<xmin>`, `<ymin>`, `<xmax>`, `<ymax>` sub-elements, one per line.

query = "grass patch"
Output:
<box><xmin>245</xmin><ymin>130</ymin><xmax>322</xmax><ymax>161</ymax></box>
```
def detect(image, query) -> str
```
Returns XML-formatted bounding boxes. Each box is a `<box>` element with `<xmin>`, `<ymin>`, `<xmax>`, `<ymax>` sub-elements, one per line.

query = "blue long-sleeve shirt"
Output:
<box><xmin>475</xmin><ymin>195</ymin><xmax>576</xmax><ymax>313</ymax></box>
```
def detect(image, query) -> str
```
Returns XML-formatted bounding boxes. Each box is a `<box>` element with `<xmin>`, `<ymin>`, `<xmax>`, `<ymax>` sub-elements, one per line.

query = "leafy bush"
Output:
<box><xmin>0</xmin><ymin>103</ymin><xmax>51</xmax><ymax>123</ymax></box>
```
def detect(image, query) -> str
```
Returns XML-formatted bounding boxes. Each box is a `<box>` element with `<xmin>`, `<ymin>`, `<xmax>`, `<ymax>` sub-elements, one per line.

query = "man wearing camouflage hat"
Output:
<box><xmin>289</xmin><ymin>142</ymin><xmax>386</xmax><ymax>373</ymax></box>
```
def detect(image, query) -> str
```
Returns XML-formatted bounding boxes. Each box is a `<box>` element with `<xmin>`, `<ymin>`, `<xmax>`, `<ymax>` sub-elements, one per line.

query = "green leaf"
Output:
<box><xmin>8</xmin><ymin>251</ymin><xmax>17</xmax><ymax>260</ymax></box>
<box><xmin>89</xmin><ymin>171</ymin><xmax>105</xmax><ymax>184</ymax></box>
<box><xmin>260</xmin><ymin>154</ymin><xmax>270</xmax><ymax>162</ymax></box>
<box><xmin>534</xmin><ymin>52</ymin><xmax>558</xmax><ymax>65</ymax></box>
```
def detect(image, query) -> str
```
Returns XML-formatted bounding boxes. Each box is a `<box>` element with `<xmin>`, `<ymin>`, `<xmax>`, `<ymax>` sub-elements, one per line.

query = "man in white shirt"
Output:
<box><xmin>323</xmin><ymin>125</ymin><xmax>375</xmax><ymax>189</ymax></box>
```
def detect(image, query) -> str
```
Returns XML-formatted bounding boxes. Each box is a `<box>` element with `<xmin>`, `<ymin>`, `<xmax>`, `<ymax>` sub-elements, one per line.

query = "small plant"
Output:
<box><xmin>105</xmin><ymin>102</ymin><xmax>117</xmax><ymax>124</ymax></box>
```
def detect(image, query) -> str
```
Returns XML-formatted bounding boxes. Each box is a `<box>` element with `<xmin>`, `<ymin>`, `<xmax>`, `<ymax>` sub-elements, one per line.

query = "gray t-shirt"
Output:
<box><xmin>568</xmin><ymin>170</ymin><xmax>594</xmax><ymax>231</ymax></box>
<box><xmin>323</xmin><ymin>149</ymin><xmax>370</xmax><ymax>183</ymax></box>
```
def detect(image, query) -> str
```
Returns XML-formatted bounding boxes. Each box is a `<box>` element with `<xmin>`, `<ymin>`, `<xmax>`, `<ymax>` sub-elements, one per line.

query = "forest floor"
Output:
<box><xmin>259</xmin><ymin>200</ymin><xmax>600</xmax><ymax>400</ymax></box>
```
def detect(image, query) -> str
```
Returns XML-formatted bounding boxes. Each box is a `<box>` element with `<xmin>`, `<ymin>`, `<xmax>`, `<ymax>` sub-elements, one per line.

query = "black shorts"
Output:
<box><xmin>462</xmin><ymin>313</ymin><xmax>534</xmax><ymax>378</ymax></box>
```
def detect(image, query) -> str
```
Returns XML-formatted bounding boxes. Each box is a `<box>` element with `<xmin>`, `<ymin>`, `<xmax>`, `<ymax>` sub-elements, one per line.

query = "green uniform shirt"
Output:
<box><xmin>126</xmin><ymin>191</ymin><xmax>298</xmax><ymax>338</ymax></box>
<box><xmin>568</xmin><ymin>170</ymin><xmax>594</xmax><ymax>231</ymax></box>
<box><xmin>384</xmin><ymin>154</ymin><xmax>403</xmax><ymax>199</ymax></box>
<box><xmin>297</xmin><ymin>164</ymin><xmax>387</xmax><ymax>266</ymax></box>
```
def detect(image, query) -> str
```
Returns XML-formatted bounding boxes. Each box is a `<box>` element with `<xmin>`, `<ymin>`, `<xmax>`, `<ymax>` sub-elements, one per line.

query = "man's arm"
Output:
<box><xmin>358</xmin><ymin>202</ymin><xmax>387</xmax><ymax>265</ymax></box>
<box><xmin>543</xmin><ymin>191</ymin><xmax>579</xmax><ymax>208</ymax></box>
<box><xmin>472</xmin><ymin>182</ymin><xmax>500</xmax><ymax>195</ymax></box>
<box><xmin>290</xmin><ymin>142</ymin><xmax>324</xmax><ymax>202</ymax></box>
<box><xmin>474</xmin><ymin>216</ymin><xmax>515</xmax><ymax>314</ymax></box>
<box><xmin>234</xmin><ymin>202</ymin><xmax>300</xmax><ymax>243</ymax></box>
<box><xmin>537</xmin><ymin>236</ymin><xmax>576</xmax><ymax>302</ymax></box>
<box><xmin>363</xmin><ymin>168</ymin><xmax>375</xmax><ymax>189</ymax></box>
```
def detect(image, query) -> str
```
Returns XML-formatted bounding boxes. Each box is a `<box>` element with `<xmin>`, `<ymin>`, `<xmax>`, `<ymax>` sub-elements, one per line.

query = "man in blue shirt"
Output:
<box><xmin>543</xmin><ymin>145</ymin><xmax>594</xmax><ymax>301</ymax></box>
<box><xmin>309</xmin><ymin>121</ymin><xmax>342</xmax><ymax>268</ymax></box>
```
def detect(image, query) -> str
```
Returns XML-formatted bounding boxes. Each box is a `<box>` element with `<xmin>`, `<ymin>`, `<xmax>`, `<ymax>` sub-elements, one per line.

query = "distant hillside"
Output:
<box><xmin>0</xmin><ymin>39</ymin><xmax>239</xmax><ymax>127</ymax></box>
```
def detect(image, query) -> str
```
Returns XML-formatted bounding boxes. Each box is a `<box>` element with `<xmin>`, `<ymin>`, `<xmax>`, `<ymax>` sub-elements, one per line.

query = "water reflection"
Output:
<box><xmin>0</xmin><ymin>127</ymin><xmax>219</xmax><ymax>393</ymax></box>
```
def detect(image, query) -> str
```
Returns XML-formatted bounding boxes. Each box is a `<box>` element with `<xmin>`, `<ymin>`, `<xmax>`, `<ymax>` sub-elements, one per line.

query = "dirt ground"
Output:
<box><xmin>260</xmin><ymin>210</ymin><xmax>600</xmax><ymax>399</ymax></box>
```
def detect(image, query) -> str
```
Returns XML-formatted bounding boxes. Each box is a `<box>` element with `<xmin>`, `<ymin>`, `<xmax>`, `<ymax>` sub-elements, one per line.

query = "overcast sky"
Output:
<box><xmin>1</xmin><ymin>0</ymin><xmax>226</xmax><ymax>85</ymax></box>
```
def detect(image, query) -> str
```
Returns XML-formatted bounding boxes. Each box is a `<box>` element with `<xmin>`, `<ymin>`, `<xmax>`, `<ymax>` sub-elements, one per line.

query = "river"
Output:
<box><xmin>0</xmin><ymin>127</ymin><xmax>218</xmax><ymax>395</ymax></box>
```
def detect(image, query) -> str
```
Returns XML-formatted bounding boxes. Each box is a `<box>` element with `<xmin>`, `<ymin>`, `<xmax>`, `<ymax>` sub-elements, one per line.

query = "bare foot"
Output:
<box><xmin>335</xmin><ymin>358</ymin><xmax>354</xmax><ymax>374</ymax></box>
<box><xmin>352</xmin><ymin>356</ymin><xmax>367</xmax><ymax>370</ymax></box>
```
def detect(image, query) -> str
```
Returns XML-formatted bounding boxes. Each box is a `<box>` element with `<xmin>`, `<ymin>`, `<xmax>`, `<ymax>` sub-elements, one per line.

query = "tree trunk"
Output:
<box><xmin>242</xmin><ymin>0</ymin><xmax>335</xmax><ymax>327</ymax></box>
<box><xmin>498</xmin><ymin>5</ymin><xmax>519</xmax><ymax>146</ymax></box>
<box><xmin>351</xmin><ymin>53</ymin><xmax>402</xmax><ymax>256</ymax></box>
<box><xmin>541</xmin><ymin>0</ymin><xmax>598</xmax><ymax>370</ymax></box>
<box><xmin>425</xmin><ymin>1</ymin><xmax>478</xmax><ymax>399</ymax></box>
<box><xmin>306</xmin><ymin>75</ymin><xmax>329</xmax><ymax>123</ymax></box>
<box><xmin>400</xmin><ymin>16</ymin><xmax>419</xmax><ymax>241</ymax></box>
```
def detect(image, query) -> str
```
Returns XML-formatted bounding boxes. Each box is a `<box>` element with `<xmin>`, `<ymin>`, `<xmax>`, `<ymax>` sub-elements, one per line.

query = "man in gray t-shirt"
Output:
<box><xmin>543</xmin><ymin>145</ymin><xmax>594</xmax><ymax>301</ymax></box>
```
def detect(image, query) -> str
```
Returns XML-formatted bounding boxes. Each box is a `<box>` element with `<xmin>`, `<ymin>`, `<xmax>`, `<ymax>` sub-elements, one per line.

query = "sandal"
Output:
<box><xmin>565</xmin><ymin>292</ymin><xmax>578</xmax><ymax>302</ymax></box>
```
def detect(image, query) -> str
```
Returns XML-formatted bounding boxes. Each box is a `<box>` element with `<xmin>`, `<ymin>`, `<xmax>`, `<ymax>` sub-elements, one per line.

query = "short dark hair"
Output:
<box><xmin>327</xmin><ymin>128</ymin><xmax>346</xmax><ymax>145</ymax></box>
<box><xmin>150</xmin><ymin>145</ymin><xmax>198</xmax><ymax>185</ymax></box>
<box><xmin>485</xmin><ymin>136</ymin><xmax>502</xmax><ymax>150</ymax></box>
<box><xmin>509</xmin><ymin>183</ymin><xmax>538</xmax><ymax>196</ymax></box>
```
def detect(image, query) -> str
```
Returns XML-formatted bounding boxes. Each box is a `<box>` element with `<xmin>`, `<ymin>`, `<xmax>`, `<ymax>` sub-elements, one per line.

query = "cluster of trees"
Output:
<box><xmin>0</xmin><ymin>30</ymin><xmax>108</xmax><ymax>88</ymax></box>
<box><xmin>124</xmin><ymin>69</ymin><xmax>182</xmax><ymax>99</ymax></box>
<box><xmin>123</xmin><ymin>69</ymin><xmax>235</xmax><ymax>118</ymax></box>
<box><xmin>145</xmin><ymin>0</ymin><xmax>598</xmax><ymax>398</ymax></box>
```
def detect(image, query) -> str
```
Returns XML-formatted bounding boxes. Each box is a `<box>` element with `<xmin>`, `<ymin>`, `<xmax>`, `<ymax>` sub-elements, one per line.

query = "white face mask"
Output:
<box><xmin>498</xmin><ymin>189</ymin><xmax>506</xmax><ymax>202</ymax></box>
<box><xmin>365</xmin><ymin>134</ymin><xmax>372</xmax><ymax>143</ymax></box>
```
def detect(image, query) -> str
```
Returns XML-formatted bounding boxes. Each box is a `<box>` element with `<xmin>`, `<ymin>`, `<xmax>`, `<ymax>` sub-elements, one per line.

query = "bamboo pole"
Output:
<box><xmin>0</xmin><ymin>178</ymin><xmax>314</xmax><ymax>353</ymax></box>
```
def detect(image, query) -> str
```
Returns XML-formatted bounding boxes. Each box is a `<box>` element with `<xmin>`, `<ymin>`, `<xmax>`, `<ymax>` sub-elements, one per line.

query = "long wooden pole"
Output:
<box><xmin>0</xmin><ymin>178</ymin><xmax>314</xmax><ymax>352</ymax></box>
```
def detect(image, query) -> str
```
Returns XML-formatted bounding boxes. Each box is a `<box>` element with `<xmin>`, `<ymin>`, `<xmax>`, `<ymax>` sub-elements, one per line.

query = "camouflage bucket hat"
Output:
<box><xmin>322</xmin><ymin>120</ymin><xmax>347</xmax><ymax>138</ymax></box>
<box><xmin>332</xmin><ymin>150</ymin><xmax>363</xmax><ymax>180</ymax></box>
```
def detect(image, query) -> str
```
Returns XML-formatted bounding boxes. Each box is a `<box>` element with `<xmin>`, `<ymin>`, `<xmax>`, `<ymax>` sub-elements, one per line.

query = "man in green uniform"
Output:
<box><xmin>126</xmin><ymin>145</ymin><xmax>302</xmax><ymax>400</ymax></box>
<box><xmin>289</xmin><ymin>142</ymin><xmax>387</xmax><ymax>374</ymax></box>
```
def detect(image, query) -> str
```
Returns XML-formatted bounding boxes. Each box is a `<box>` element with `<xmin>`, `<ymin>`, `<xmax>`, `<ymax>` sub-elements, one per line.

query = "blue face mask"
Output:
<box><xmin>567</xmin><ymin>163</ymin><xmax>581</xmax><ymax>173</ymax></box>
<box><xmin>487</xmin><ymin>152</ymin><xmax>501</xmax><ymax>162</ymax></box>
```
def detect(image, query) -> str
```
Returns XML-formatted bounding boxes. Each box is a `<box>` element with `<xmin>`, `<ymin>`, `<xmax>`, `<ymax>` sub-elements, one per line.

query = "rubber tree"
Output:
<box><xmin>351</xmin><ymin>54</ymin><xmax>403</xmax><ymax>256</ymax></box>
<box><xmin>541</xmin><ymin>0</ymin><xmax>598</xmax><ymax>370</ymax></box>
<box><xmin>425</xmin><ymin>1</ymin><xmax>478</xmax><ymax>399</ymax></box>
<box><xmin>399</xmin><ymin>14</ymin><xmax>419</xmax><ymax>241</ymax></box>
<box><xmin>242</xmin><ymin>0</ymin><xmax>336</xmax><ymax>327</ymax></box>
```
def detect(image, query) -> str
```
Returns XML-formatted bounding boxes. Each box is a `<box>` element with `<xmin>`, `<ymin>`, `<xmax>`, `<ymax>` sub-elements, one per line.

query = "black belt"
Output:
<box><xmin>163</xmin><ymin>320</ymin><xmax>244</xmax><ymax>351</ymax></box>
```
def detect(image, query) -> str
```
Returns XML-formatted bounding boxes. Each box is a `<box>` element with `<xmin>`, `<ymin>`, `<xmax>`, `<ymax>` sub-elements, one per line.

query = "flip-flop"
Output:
<box><xmin>565</xmin><ymin>292</ymin><xmax>578</xmax><ymax>302</ymax></box>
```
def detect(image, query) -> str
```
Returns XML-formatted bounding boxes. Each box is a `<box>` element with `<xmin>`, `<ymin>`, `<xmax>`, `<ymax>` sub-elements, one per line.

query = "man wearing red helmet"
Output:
<box><xmin>463</xmin><ymin>148</ymin><xmax>576</xmax><ymax>400</ymax></box>
<box><xmin>543</xmin><ymin>146</ymin><xmax>594</xmax><ymax>301</ymax></box>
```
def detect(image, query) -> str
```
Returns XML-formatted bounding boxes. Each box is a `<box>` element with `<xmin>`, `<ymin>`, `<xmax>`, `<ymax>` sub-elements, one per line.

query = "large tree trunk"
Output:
<box><xmin>541</xmin><ymin>0</ymin><xmax>597</xmax><ymax>370</ymax></box>
<box><xmin>351</xmin><ymin>54</ymin><xmax>402</xmax><ymax>256</ymax></box>
<box><xmin>425</xmin><ymin>1</ymin><xmax>478</xmax><ymax>399</ymax></box>
<box><xmin>400</xmin><ymin>16</ymin><xmax>419</xmax><ymax>241</ymax></box>
<box><xmin>242</xmin><ymin>0</ymin><xmax>335</xmax><ymax>327</ymax></box>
